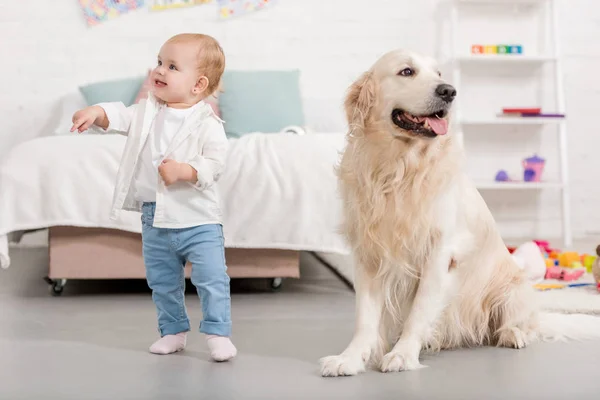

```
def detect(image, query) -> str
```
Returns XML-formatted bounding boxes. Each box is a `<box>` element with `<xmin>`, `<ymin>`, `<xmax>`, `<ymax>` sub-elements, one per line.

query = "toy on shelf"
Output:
<box><xmin>503</xmin><ymin>107</ymin><xmax>541</xmax><ymax>114</ymax></box>
<box><xmin>494</xmin><ymin>170</ymin><xmax>512</xmax><ymax>182</ymax></box>
<box><xmin>593</xmin><ymin>245</ymin><xmax>600</xmax><ymax>292</ymax></box>
<box><xmin>471</xmin><ymin>44</ymin><xmax>522</xmax><ymax>54</ymax></box>
<box><xmin>497</xmin><ymin>107</ymin><xmax>565</xmax><ymax>119</ymax></box>
<box><xmin>493</xmin><ymin>153</ymin><xmax>546</xmax><ymax>183</ymax></box>
<box><xmin>522</xmin><ymin>154</ymin><xmax>545</xmax><ymax>182</ymax></box>
<box><xmin>501</xmin><ymin>107</ymin><xmax>563</xmax><ymax>117</ymax></box>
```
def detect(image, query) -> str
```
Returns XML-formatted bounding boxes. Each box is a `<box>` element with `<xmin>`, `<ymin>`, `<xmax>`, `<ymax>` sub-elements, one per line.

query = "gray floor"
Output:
<box><xmin>1</xmin><ymin>246</ymin><xmax>600</xmax><ymax>400</ymax></box>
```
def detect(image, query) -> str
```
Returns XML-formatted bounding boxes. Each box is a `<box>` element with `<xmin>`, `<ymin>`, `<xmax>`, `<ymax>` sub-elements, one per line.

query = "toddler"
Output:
<box><xmin>71</xmin><ymin>33</ymin><xmax>236</xmax><ymax>361</ymax></box>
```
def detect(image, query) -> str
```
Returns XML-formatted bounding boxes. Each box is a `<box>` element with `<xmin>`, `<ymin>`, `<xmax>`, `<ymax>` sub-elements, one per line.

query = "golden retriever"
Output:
<box><xmin>320</xmin><ymin>49</ymin><xmax>600</xmax><ymax>377</ymax></box>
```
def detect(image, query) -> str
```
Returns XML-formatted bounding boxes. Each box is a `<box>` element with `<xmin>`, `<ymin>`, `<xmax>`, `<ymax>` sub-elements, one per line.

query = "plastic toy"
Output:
<box><xmin>558</xmin><ymin>251</ymin><xmax>580</xmax><ymax>267</ymax></box>
<box><xmin>533</xmin><ymin>282</ymin><xmax>596</xmax><ymax>291</ymax></box>
<box><xmin>583</xmin><ymin>254</ymin><xmax>596</xmax><ymax>273</ymax></box>
<box><xmin>509</xmin><ymin>45</ymin><xmax>523</xmax><ymax>54</ymax></box>
<box><xmin>545</xmin><ymin>258</ymin><xmax>559</xmax><ymax>267</ymax></box>
<box><xmin>471</xmin><ymin>45</ymin><xmax>484</xmax><ymax>54</ymax></box>
<box><xmin>497</xmin><ymin>45</ymin><xmax>510</xmax><ymax>54</ymax></box>
<box><xmin>534</xmin><ymin>283</ymin><xmax>565</xmax><ymax>291</ymax></box>
<box><xmin>495</xmin><ymin>170</ymin><xmax>511</xmax><ymax>182</ymax></box>
<box><xmin>545</xmin><ymin>266</ymin><xmax>585</xmax><ymax>281</ymax></box>
<box><xmin>484</xmin><ymin>45</ymin><xmax>497</xmax><ymax>54</ymax></box>
<box><xmin>522</xmin><ymin>154</ymin><xmax>545</xmax><ymax>182</ymax></box>
<box><xmin>471</xmin><ymin>44</ymin><xmax>523</xmax><ymax>55</ymax></box>
<box><xmin>533</xmin><ymin>239</ymin><xmax>552</xmax><ymax>254</ymax></box>
<box><xmin>571</xmin><ymin>261</ymin><xmax>583</xmax><ymax>269</ymax></box>
<box><xmin>512</xmin><ymin>240</ymin><xmax>600</xmax><ymax>289</ymax></box>
<box><xmin>493</xmin><ymin>154</ymin><xmax>547</xmax><ymax>184</ymax></box>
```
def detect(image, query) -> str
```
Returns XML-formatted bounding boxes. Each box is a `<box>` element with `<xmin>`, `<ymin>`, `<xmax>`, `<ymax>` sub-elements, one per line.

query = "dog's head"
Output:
<box><xmin>345</xmin><ymin>49</ymin><xmax>456</xmax><ymax>140</ymax></box>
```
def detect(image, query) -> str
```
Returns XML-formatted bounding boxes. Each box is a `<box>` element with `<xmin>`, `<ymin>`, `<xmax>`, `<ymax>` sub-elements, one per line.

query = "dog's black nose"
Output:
<box><xmin>435</xmin><ymin>84</ymin><xmax>457</xmax><ymax>103</ymax></box>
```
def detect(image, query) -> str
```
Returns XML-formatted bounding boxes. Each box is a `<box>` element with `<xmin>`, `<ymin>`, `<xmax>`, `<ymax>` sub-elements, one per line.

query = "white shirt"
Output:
<box><xmin>133</xmin><ymin>103</ymin><xmax>200</xmax><ymax>202</ymax></box>
<box><xmin>97</xmin><ymin>93</ymin><xmax>229</xmax><ymax>229</ymax></box>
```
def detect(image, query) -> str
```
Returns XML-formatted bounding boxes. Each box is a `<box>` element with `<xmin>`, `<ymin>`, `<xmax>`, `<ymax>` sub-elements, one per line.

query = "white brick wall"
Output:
<box><xmin>0</xmin><ymin>0</ymin><xmax>598</xmax><ymax>243</ymax></box>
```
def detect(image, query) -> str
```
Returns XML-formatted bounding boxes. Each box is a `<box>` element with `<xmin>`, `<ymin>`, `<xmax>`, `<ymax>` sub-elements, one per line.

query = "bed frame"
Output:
<box><xmin>45</xmin><ymin>226</ymin><xmax>300</xmax><ymax>296</ymax></box>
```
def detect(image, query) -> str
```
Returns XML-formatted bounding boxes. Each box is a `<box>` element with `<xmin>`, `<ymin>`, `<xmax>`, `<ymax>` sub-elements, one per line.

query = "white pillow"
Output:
<box><xmin>51</xmin><ymin>91</ymin><xmax>88</xmax><ymax>135</ymax></box>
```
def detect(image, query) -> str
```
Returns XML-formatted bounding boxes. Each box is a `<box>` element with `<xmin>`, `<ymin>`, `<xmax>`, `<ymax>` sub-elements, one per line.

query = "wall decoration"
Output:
<box><xmin>78</xmin><ymin>0</ymin><xmax>145</xmax><ymax>26</ymax></box>
<box><xmin>217</xmin><ymin>0</ymin><xmax>277</xmax><ymax>20</ymax></box>
<box><xmin>149</xmin><ymin>0</ymin><xmax>213</xmax><ymax>11</ymax></box>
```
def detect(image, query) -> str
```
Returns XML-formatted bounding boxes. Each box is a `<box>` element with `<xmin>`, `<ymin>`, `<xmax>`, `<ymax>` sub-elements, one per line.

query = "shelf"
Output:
<box><xmin>475</xmin><ymin>181</ymin><xmax>563</xmax><ymax>190</ymax></box>
<box><xmin>451</xmin><ymin>0</ymin><xmax>572</xmax><ymax>246</ymax></box>
<box><xmin>461</xmin><ymin>117</ymin><xmax>565</xmax><ymax>126</ymax></box>
<box><xmin>456</xmin><ymin>54</ymin><xmax>556</xmax><ymax>64</ymax></box>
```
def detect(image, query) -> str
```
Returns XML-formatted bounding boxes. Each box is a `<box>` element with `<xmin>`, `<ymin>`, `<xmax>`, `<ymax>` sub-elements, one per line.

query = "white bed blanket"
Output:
<box><xmin>0</xmin><ymin>133</ymin><xmax>351</xmax><ymax>269</ymax></box>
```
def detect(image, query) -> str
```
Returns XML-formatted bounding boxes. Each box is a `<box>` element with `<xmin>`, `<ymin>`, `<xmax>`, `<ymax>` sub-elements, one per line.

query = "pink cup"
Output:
<box><xmin>522</xmin><ymin>154</ymin><xmax>545</xmax><ymax>182</ymax></box>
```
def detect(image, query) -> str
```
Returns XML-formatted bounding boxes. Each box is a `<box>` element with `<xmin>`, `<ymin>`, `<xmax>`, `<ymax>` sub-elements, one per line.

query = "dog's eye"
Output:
<box><xmin>437</xmin><ymin>71</ymin><xmax>442</xmax><ymax>77</ymax></box>
<box><xmin>398</xmin><ymin>68</ymin><xmax>414</xmax><ymax>77</ymax></box>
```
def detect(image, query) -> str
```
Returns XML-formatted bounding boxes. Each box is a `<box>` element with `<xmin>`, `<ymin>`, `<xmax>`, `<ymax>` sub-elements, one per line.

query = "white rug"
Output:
<box><xmin>314</xmin><ymin>252</ymin><xmax>600</xmax><ymax>315</ymax></box>
<box><xmin>534</xmin><ymin>274</ymin><xmax>600</xmax><ymax>315</ymax></box>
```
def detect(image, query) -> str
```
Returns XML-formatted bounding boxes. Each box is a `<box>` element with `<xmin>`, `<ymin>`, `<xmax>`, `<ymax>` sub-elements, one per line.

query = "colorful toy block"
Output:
<box><xmin>484</xmin><ymin>45</ymin><xmax>497</xmax><ymax>54</ymax></box>
<box><xmin>471</xmin><ymin>45</ymin><xmax>484</xmax><ymax>54</ymax></box>
<box><xmin>470</xmin><ymin>44</ymin><xmax>523</xmax><ymax>55</ymax></box>
<box><xmin>509</xmin><ymin>45</ymin><xmax>523</xmax><ymax>54</ymax></box>
<box><xmin>497</xmin><ymin>45</ymin><xmax>510</xmax><ymax>54</ymax></box>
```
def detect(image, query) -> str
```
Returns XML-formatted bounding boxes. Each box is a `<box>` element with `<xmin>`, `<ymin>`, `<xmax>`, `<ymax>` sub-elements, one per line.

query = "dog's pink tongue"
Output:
<box><xmin>426</xmin><ymin>117</ymin><xmax>448</xmax><ymax>135</ymax></box>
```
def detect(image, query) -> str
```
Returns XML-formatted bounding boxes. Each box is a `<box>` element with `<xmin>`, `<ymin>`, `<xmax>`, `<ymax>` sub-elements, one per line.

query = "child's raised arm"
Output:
<box><xmin>71</xmin><ymin>102</ymin><xmax>138</xmax><ymax>135</ymax></box>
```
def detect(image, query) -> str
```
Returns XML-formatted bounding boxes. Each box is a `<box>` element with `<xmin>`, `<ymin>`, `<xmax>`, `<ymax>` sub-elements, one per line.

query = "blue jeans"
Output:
<box><xmin>141</xmin><ymin>202</ymin><xmax>232</xmax><ymax>337</ymax></box>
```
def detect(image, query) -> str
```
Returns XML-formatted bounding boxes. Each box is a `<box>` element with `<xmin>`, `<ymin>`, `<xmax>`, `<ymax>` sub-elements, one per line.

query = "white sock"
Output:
<box><xmin>206</xmin><ymin>335</ymin><xmax>237</xmax><ymax>362</ymax></box>
<box><xmin>149</xmin><ymin>332</ymin><xmax>187</xmax><ymax>355</ymax></box>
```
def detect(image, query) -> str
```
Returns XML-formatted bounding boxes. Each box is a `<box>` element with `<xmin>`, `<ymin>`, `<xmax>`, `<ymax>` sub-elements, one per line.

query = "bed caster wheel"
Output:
<box><xmin>50</xmin><ymin>283</ymin><xmax>64</xmax><ymax>296</ymax></box>
<box><xmin>269</xmin><ymin>277</ymin><xmax>283</xmax><ymax>292</ymax></box>
<box><xmin>44</xmin><ymin>277</ymin><xmax>66</xmax><ymax>297</ymax></box>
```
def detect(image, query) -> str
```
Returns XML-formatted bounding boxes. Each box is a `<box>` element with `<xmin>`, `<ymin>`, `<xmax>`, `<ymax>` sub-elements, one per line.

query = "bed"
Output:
<box><xmin>0</xmin><ymin>131</ymin><xmax>351</xmax><ymax>295</ymax></box>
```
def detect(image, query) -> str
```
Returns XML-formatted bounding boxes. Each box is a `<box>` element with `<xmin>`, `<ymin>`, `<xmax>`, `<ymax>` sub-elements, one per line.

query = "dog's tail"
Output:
<box><xmin>538</xmin><ymin>312</ymin><xmax>600</xmax><ymax>341</ymax></box>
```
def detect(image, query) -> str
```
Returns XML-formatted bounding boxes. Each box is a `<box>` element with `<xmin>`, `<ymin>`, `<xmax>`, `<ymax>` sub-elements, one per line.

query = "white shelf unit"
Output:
<box><xmin>449</xmin><ymin>0</ymin><xmax>572</xmax><ymax>246</ymax></box>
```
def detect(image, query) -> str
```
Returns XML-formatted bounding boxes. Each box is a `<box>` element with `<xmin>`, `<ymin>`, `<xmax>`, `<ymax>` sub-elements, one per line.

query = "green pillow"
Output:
<box><xmin>218</xmin><ymin>70</ymin><xmax>305</xmax><ymax>138</ymax></box>
<box><xmin>79</xmin><ymin>76</ymin><xmax>145</xmax><ymax>107</ymax></box>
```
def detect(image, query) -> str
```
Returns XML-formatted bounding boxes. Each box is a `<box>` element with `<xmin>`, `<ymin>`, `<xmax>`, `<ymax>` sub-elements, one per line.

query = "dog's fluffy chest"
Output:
<box><xmin>339</xmin><ymin>138</ymin><xmax>460</xmax><ymax>273</ymax></box>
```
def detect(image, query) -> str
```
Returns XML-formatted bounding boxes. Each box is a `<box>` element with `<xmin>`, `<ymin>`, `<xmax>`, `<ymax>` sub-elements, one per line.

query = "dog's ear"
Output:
<box><xmin>344</xmin><ymin>71</ymin><xmax>377</xmax><ymax>135</ymax></box>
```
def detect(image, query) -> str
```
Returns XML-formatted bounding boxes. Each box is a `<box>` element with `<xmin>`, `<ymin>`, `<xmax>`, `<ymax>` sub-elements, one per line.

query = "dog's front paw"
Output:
<box><xmin>320</xmin><ymin>354</ymin><xmax>366</xmax><ymax>377</ymax></box>
<box><xmin>497</xmin><ymin>327</ymin><xmax>531</xmax><ymax>349</ymax></box>
<box><xmin>380</xmin><ymin>348</ymin><xmax>424</xmax><ymax>373</ymax></box>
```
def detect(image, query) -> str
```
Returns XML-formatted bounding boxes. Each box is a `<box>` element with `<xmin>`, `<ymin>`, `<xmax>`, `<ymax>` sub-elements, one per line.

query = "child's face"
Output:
<box><xmin>151</xmin><ymin>41</ymin><xmax>206</xmax><ymax>106</ymax></box>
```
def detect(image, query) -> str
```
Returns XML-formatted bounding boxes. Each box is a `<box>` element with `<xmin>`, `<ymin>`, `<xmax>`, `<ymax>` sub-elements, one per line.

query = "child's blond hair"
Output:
<box><xmin>167</xmin><ymin>33</ymin><xmax>225</xmax><ymax>96</ymax></box>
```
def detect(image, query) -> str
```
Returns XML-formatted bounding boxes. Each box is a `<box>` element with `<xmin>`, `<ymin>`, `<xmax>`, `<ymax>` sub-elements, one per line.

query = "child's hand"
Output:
<box><xmin>158</xmin><ymin>159</ymin><xmax>182</xmax><ymax>186</ymax></box>
<box><xmin>71</xmin><ymin>106</ymin><xmax>104</xmax><ymax>133</ymax></box>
